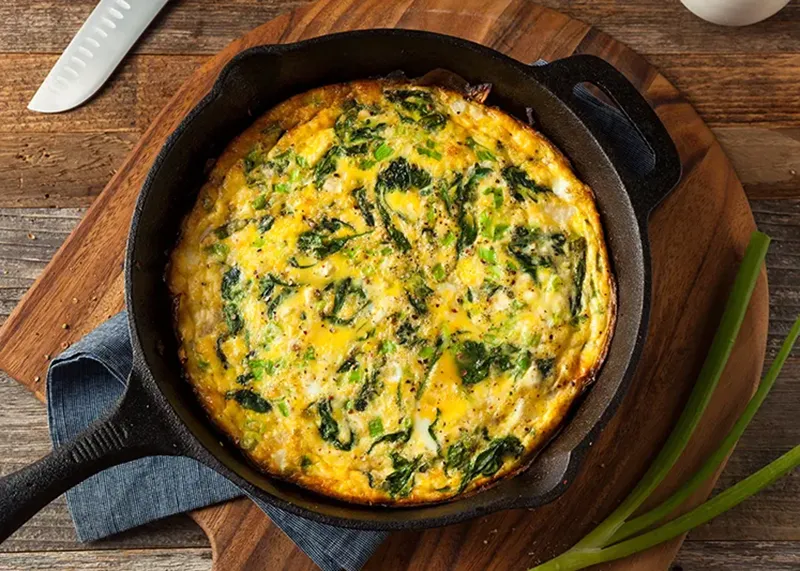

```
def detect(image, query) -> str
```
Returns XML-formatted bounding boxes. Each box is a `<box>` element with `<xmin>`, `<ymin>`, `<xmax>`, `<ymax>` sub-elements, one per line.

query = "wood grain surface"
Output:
<box><xmin>0</xmin><ymin>0</ymin><xmax>797</xmax><ymax>570</ymax></box>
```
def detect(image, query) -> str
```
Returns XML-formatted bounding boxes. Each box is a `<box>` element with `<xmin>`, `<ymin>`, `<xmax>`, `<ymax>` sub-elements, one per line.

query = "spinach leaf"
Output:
<box><xmin>428</xmin><ymin>408</ymin><xmax>442</xmax><ymax>455</ymax></box>
<box><xmin>386</xmin><ymin>89</ymin><xmax>436</xmax><ymax>116</ymax></box>
<box><xmin>374</xmin><ymin>158</ymin><xmax>430</xmax><ymax>252</ymax></box>
<box><xmin>491</xmin><ymin>343</ymin><xmax>526</xmax><ymax>373</ymax></box>
<box><xmin>258</xmin><ymin>273</ymin><xmax>294</xmax><ymax>299</ymax></box>
<box><xmin>265</xmin><ymin>288</ymin><xmax>293</xmax><ymax>317</ymax></box>
<box><xmin>216</xmin><ymin>335</ymin><xmax>229</xmax><ymax>368</ymax></box>
<box><xmin>377</xmin><ymin>157</ymin><xmax>432</xmax><ymax>192</ymax></box>
<box><xmin>317</xmin><ymin>399</ymin><xmax>354</xmax><ymax>451</ymax></box>
<box><xmin>551</xmin><ymin>232</ymin><xmax>567</xmax><ymax>255</ymax></box>
<box><xmin>336</xmin><ymin>352</ymin><xmax>359</xmax><ymax>374</ymax></box>
<box><xmin>265</xmin><ymin>149</ymin><xmax>294</xmax><ymax>176</ymax></box>
<box><xmin>222</xmin><ymin>303</ymin><xmax>243</xmax><ymax>335</ymax></box>
<box><xmin>221</xmin><ymin>266</ymin><xmax>243</xmax><ymax>301</ymax></box>
<box><xmin>455</xmin><ymin>341</ymin><xmax>533</xmax><ymax>386</ymax></box>
<box><xmin>416</xmin><ymin>336</ymin><xmax>444</xmax><ymax>399</ymax></box>
<box><xmin>456</xmin><ymin>165</ymin><xmax>492</xmax><ymax>256</ymax></box>
<box><xmin>507</xmin><ymin>226</ymin><xmax>554</xmax><ymax>283</ymax></box>
<box><xmin>354</xmin><ymin>368</ymin><xmax>383</xmax><ymax>412</ymax></box>
<box><xmin>569</xmin><ymin>237</ymin><xmax>587</xmax><ymax>318</ymax></box>
<box><xmin>380</xmin><ymin>212</ymin><xmax>412</xmax><ymax>252</ymax></box>
<box><xmin>257</xmin><ymin>214</ymin><xmax>275</xmax><ymax>233</ymax></box>
<box><xmin>419</xmin><ymin>112</ymin><xmax>447</xmax><ymax>132</ymax></box>
<box><xmin>259</xmin><ymin>274</ymin><xmax>298</xmax><ymax>318</ymax></box>
<box><xmin>352</xmin><ymin>186</ymin><xmax>375</xmax><ymax>227</ymax></box>
<box><xmin>295</xmin><ymin>217</ymin><xmax>369</xmax><ymax>263</ymax></box>
<box><xmin>368</xmin><ymin>418</ymin><xmax>412</xmax><ymax>453</ymax></box>
<box><xmin>536</xmin><ymin>357</ymin><xmax>556</xmax><ymax>378</ymax></box>
<box><xmin>501</xmin><ymin>165</ymin><xmax>550</xmax><ymax>200</ymax></box>
<box><xmin>405</xmin><ymin>273</ymin><xmax>434</xmax><ymax>315</ymax></box>
<box><xmin>243</xmin><ymin>145</ymin><xmax>267</xmax><ymax>174</ymax></box>
<box><xmin>458</xmin><ymin>435</ymin><xmax>524</xmax><ymax>492</ymax></box>
<box><xmin>395</xmin><ymin>321</ymin><xmax>418</xmax><ymax>346</ymax></box>
<box><xmin>454</xmin><ymin>340</ymin><xmax>494</xmax><ymax>385</ymax></box>
<box><xmin>322</xmin><ymin>278</ymin><xmax>370</xmax><ymax>325</ymax></box>
<box><xmin>225</xmin><ymin>389</ymin><xmax>272</xmax><ymax>413</ymax></box>
<box><xmin>385</xmin><ymin>89</ymin><xmax>448</xmax><ymax>133</ymax></box>
<box><xmin>334</xmin><ymin>99</ymin><xmax>386</xmax><ymax>153</ymax></box>
<box><xmin>314</xmin><ymin>145</ymin><xmax>344</xmax><ymax>188</ymax></box>
<box><xmin>438</xmin><ymin>173</ymin><xmax>461</xmax><ymax>215</ymax></box>
<box><xmin>384</xmin><ymin>452</ymin><xmax>423</xmax><ymax>498</ymax></box>
<box><xmin>466</xmin><ymin>137</ymin><xmax>496</xmax><ymax>162</ymax></box>
<box><xmin>445</xmin><ymin>441</ymin><xmax>470</xmax><ymax>475</ymax></box>
<box><xmin>220</xmin><ymin>267</ymin><xmax>244</xmax><ymax>335</ymax></box>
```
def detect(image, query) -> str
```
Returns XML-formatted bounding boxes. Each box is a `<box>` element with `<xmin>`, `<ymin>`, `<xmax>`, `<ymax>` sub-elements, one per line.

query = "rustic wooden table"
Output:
<box><xmin>0</xmin><ymin>1</ymin><xmax>797</xmax><ymax>569</ymax></box>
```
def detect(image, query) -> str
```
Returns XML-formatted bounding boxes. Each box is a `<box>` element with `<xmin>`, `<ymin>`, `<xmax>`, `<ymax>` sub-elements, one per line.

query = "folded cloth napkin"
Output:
<box><xmin>47</xmin><ymin>313</ymin><xmax>387</xmax><ymax>571</ymax></box>
<box><xmin>45</xmin><ymin>64</ymin><xmax>653</xmax><ymax>571</ymax></box>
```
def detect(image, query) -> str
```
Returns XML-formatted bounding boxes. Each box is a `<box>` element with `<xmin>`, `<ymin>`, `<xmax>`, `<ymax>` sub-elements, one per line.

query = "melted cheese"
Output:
<box><xmin>169</xmin><ymin>80</ymin><xmax>615</xmax><ymax>505</ymax></box>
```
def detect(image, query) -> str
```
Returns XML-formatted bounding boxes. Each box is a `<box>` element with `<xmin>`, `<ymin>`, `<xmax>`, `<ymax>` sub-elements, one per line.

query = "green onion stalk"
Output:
<box><xmin>531</xmin><ymin>231</ymin><xmax>800</xmax><ymax>571</ymax></box>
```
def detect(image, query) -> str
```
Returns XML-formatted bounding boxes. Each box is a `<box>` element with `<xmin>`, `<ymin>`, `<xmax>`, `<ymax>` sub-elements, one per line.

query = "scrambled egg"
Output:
<box><xmin>168</xmin><ymin>80</ymin><xmax>615</xmax><ymax>504</ymax></box>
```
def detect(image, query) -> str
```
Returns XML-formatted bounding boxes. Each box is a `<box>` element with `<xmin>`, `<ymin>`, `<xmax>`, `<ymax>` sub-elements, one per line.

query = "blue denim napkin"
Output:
<box><xmin>47</xmin><ymin>313</ymin><xmax>387</xmax><ymax>571</ymax></box>
<box><xmin>45</xmin><ymin>62</ymin><xmax>653</xmax><ymax>571</ymax></box>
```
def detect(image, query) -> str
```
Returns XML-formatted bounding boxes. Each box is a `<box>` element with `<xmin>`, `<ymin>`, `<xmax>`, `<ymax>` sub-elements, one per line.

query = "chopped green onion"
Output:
<box><xmin>252</xmin><ymin>194</ymin><xmax>268</xmax><ymax>210</ymax></box>
<box><xmin>419</xmin><ymin>346</ymin><xmax>435</xmax><ymax>359</ymax></box>
<box><xmin>484</xmin><ymin>187</ymin><xmax>504</xmax><ymax>209</ymax></box>
<box><xmin>432</xmin><ymin>263</ymin><xmax>446</xmax><ymax>282</ymax></box>
<box><xmin>204</xmin><ymin>243</ymin><xmax>229</xmax><ymax>258</ymax></box>
<box><xmin>417</xmin><ymin>146</ymin><xmax>443</xmax><ymax>160</ymax></box>
<box><xmin>369</xmin><ymin>417</ymin><xmax>384</xmax><ymax>437</ymax></box>
<box><xmin>479</xmin><ymin>211</ymin><xmax>493</xmax><ymax>239</ymax></box>
<box><xmin>277</xmin><ymin>400</ymin><xmax>290</xmax><ymax>417</ymax></box>
<box><xmin>426</xmin><ymin>206</ymin><xmax>436</xmax><ymax>224</ymax></box>
<box><xmin>478</xmin><ymin>247</ymin><xmax>497</xmax><ymax>264</ymax></box>
<box><xmin>379</xmin><ymin>340</ymin><xmax>397</xmax><ymax>354</ymax></box>
<box><xmin>274</xmin><ymin>182</ymin><xmax>290</xmax><ymax>193</ymax></box>
<box><xmin>374</xmin><ymin>143</ymin><xmax>393</xmax><ymax>161</ymax></box>
<box><xmin>349</xmin><ymin>368</ymin><xmax>362</xmax><ymax>383</ymax></box>
<box><xmin>476</xmin><ymin>149</ymin><xmax>495</xmax><ymax>162</ymax></box>
<box><xmin>442</xmin><ymin>231</ymin><xmax>456</xmax><ymax>247</ymax></box>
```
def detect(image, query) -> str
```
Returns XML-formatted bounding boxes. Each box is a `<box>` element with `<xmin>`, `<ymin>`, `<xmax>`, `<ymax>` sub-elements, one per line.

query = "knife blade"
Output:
<box><xmin>28</xmin><ymin>0</ymin><xmax>170</xmax><ymax>114</ymax></box>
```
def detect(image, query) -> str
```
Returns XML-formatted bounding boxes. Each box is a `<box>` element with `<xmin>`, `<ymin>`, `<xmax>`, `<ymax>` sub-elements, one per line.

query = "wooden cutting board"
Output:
<box><xmin>0</xmin><ymin>1</ymin><xmax>768</xmax><ymax>569</ymax></box>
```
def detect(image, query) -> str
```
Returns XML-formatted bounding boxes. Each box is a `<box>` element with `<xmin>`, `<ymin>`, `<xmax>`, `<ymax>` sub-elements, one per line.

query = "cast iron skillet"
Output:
<box><xmin>0</xmin><ymin>29</ymin><xmax>681</xmax><ymax>539</ymax></box>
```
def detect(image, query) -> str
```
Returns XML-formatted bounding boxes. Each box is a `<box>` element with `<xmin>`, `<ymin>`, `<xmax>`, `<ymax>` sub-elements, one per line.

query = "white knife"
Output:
<box><xmin>28</xmin><ymin>0</ymin><xmax>170</xmax><ymax>113</ymax></box>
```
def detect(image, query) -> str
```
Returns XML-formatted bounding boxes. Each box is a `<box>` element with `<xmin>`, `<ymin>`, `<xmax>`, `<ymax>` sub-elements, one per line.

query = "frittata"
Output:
<box><xmin>168</xmin><ymin>79</ymin><xmax>615</xmax><ymax>504</ymax></box>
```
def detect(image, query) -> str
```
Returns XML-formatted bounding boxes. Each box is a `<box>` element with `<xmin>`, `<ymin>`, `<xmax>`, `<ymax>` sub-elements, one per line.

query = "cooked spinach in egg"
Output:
<box><xmin>168</xmin><ymin>80</ymin><xmax>615</xmax><ymax>504</ymax></box>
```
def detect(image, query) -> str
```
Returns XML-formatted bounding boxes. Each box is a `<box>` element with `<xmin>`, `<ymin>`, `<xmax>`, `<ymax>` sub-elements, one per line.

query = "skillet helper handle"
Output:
<box><xmin>0</xmin><ymin>372</ymin><xmax>179</xmax><ymax>543</ymax></box>
<box><xmin>531</xmin><ymin>54</ymin><xmax>682</xmax><ymax>217</ymax></box>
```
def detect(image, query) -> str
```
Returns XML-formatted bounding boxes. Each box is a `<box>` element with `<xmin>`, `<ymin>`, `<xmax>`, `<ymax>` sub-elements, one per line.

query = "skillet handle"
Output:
<box><xmin>0</xmin><ymin>369</ymin><xmax>180</xmax><ymax>544</ymax></box>
<box><xmin>529</xmin><ymin>54</ymin><xmax>682</xmax><ymax>218</ymax></box>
